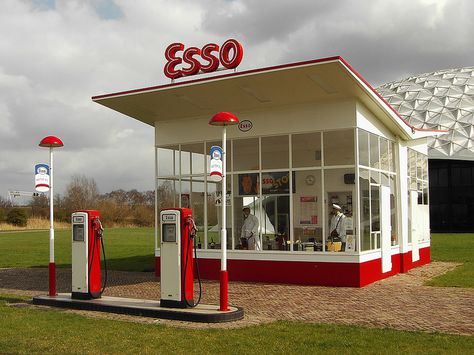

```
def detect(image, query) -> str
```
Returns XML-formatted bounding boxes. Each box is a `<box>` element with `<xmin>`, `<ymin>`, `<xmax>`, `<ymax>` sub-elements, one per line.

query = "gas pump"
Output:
<box><xmin>71</xmin><ymin>210</ymin><xmax>107</xmax><ymax>300</ymax></box>
<box><xmin>160</xmin><ymin>208</ymin><xmax>201</xmax><ymax>308</ymax></box>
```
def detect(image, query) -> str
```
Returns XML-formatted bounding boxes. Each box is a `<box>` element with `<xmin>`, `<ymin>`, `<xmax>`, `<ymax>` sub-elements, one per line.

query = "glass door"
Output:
<box><xmin>370</xmin><ymin>183</ymin><xmax>381</xmax><ymax>249</ymax></box>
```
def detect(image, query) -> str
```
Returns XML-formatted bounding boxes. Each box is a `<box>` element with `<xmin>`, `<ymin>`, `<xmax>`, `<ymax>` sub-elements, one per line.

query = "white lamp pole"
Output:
<box><xmin>39</xmin><ymin>136</ymin><xmax>64</xmax><ymax>296</ymax></box>
<box><xmin>209</xmin><ymin>112</ymin><xmax>239</xmax><ymax>311</ymax></box>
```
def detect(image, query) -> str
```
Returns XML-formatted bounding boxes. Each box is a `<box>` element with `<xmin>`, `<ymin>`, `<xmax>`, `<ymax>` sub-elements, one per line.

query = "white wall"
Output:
<box><xmin>155</xmin><ymin>100</ymin><xmax>357</xmax><ymax>146</ymax></box>
<box><xmin>356</xmin><ymin>101</ymin><xmax>397</xmax><ymax>140</ymax></box>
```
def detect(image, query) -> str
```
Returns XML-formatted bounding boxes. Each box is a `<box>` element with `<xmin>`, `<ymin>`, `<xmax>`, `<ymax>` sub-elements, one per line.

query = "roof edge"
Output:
<box><xmin>91</xmin><ymin>56</ymin><xmax>342</xmax><ymax>101</ymax></box>
<box><xmin>337</xmin><ymin>57</ymin><xmax>446</xmax><ymax>135</ymax></box>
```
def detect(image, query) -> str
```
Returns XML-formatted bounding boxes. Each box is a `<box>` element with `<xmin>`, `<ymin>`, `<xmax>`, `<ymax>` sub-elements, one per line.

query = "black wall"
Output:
<box><xmin>429</xmin><ymin>159</ymin><xmax>474</xmax><ymax>232</ymax></box>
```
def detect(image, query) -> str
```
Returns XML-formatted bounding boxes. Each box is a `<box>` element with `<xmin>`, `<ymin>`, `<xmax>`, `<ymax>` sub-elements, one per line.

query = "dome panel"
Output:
<box><xmin>377</xmin><ymin>66</ymin><xmax>474</xmax><ymax>159</ymax></box>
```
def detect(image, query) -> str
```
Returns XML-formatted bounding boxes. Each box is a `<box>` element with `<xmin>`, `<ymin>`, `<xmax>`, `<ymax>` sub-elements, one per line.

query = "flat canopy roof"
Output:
<box><xmin>92</xmin><ymin>56</ymin><xmax>445</xmax><ymax>140</ymax></box>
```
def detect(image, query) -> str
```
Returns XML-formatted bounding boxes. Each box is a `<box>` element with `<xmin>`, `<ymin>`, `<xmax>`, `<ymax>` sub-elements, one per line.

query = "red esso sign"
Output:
<box><xmin>164</xmin><ymin>39</ymin><xmax>244</xmax><ymax>80</ymax></box>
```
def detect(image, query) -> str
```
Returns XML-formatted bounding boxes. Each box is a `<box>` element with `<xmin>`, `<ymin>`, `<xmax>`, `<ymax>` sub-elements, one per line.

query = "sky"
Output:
<box><xmin>1</xmin><ymin>0</ymin><xmax>473</xmax><ymax>200</ymax></box>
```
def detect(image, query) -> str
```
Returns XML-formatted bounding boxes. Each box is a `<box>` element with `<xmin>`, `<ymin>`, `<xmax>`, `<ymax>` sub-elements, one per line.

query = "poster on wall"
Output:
<box><xmin>238</xmin><ymin>173</ymin><xmax>259</xmax><ymax>196</ymax></box>
<box><xmin>238</xmin><ymin>171</ymin><xmax>296</xmax><ymax>195</ymax></box>
<box><xmin>261</xmin><ymin>171</ymin><xmax>295</xmax><ymax>194</ymax></box>
<box><xmin>299</xmin><ymin>196</ymin><xmax>318</xmax><ymax>225</ymax></box>
<box><xmin>346</xmin><ymin>234</ymin><xmax>355</xmax><ymax>252</ymax></box>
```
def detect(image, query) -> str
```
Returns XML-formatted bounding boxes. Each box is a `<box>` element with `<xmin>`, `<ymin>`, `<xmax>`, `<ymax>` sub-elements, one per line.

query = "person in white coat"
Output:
<box><xmin>329</xmin><ymin>204</ymin><xmax>346</xmax><ymax>251</ymax></box>
<box><xmin>241</xmin><ymin>206</ymin><xmax>260</xmax><ymax>250</ymax></box>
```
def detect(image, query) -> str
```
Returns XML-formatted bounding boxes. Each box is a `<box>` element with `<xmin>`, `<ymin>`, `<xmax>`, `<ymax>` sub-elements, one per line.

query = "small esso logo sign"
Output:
<box><xmin>164</xmin><ymin>39</ymin><xmax>244</xmax><ymax>80</ymax></box>
<box><xmin>238</xmin><ymin>120</ymin><xmax>252</xmax><ymax>132</ymax></box>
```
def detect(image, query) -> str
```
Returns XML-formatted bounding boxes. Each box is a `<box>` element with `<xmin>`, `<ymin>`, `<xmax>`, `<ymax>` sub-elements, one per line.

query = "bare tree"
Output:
<box><xmin>29</xmin><ymin>194</ymin><xmax>49</xmax><ymax>218</ymax></box>
<box><xmin>63</xmin><ymin>174</ymin><xmax>99</xmax><ymax>213</ymax></box>
<box><xmin>0</xmin><ymin>195</ymin><xmax>13</xmax><ymax>222</ymax></box>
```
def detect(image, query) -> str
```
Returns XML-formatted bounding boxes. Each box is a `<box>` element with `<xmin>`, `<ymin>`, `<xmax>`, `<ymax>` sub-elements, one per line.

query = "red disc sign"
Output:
<box><xmin>164</xmin><ymin>39</ymin><xmax>244</xmax><ymax>79</ymax></box>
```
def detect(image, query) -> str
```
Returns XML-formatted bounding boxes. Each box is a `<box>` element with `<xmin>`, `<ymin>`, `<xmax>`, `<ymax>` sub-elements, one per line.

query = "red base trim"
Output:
<box><xmin>220</xmin><ymin>270</ymin><xmax>229</xmax><ymax>311</ymax></box>
<box><xmin>400</xmin><ymin>247</ymin><xmax>431</xmax><ymax>273</ymax></box>
<box><xmin>48</xmin><ymin>262</ymin><xmax>57</xmax><ymax>296</ymax></box>
<box><xmin>155</xmin><ymin>247</ymin><xmax>430</xmax><ymax>287</ymax></box>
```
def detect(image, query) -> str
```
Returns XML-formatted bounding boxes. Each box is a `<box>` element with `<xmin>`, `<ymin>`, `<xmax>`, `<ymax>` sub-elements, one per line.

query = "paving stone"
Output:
<box><xmin>0</xmin><ymin>262</ymin><xmax>472</xmax><ymax>334</ymax></box>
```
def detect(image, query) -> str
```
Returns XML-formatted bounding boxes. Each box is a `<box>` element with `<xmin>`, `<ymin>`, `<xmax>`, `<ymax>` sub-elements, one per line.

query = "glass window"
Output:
<box><xmin>157</xmin><ymin>145</ymin><xmax>178</xmax><ymax>177</ymax></box>
<box><xmin>261</xmin><ymin>195</ymin><xmax>290</xmax><ymax>251</ymax></box>
<box><xmin>323</xmin><ymin>129</ymin><xmax>355</xmax><ymax>166</ymax></box>
<box><xmin>358</xmin><ymin>129</ymin><xmax>369</xmax><ymax>167</ymax></box>
<box><xmin>262</xmin><ymin>135</ymin><xmax>289</xmax><ymax>169</ymax></box>
<box><xmin>206</xmin><ymin>181</ymin><xmax>219</xmax><ymax>249</ymax></box>
<box><xmin>369</xmin><ymin>133</ymin><xmax>379</xmax><ymax>169</ymax></box>
<box><xmin>370</xmin><ymin>184</ymin><xmax>380</xmax><ymax>233</ymax></box>
<box><xmin>180</xmin><ymin>179</ymin><xmax>191</xmax><ymax>208</ymax></box>
<box><xmin>191</xmin><ymin>178</ymin><xmax>205</xmax><ymax>249</ymax></box>
<box><xmin>324</xmin><ymin>168</ymin><xmax>355</xmax><ymax>252</ymax></box>
<box><xmin>390</xmin><ymin>175</ymin><xmax>398</xmax><ymax>246</ymax></box>
<box><xmin>370</xmin><ymin>184</ymin><xmax>380</xmax><ymax>250</ymax></box>
<box><xmin>390</xmin><ymin>141</ymin><xmax>396</xmax><ymax>172</ymax></box>
<box><xmin>206</xmin><ymin>140</ymin><xmax>231</xmax><ymax>173</ymax></box>
<box><xmin>370</xmin><ymin>170</ymin><xmax>380</xmax><ymax>185</ymax></box>
<box><xmin>208</xmin><ymin>178</ymin><xmax>232</xmax><ymax>249</ymax></box>
<box><xmin>422</xmin><ymin>154</ymin><xmax>428</xmax><ymax>181</ymax></box>
<box><xmin>157</xmin><ymin>179</ymin><xmax>178</xmax><ymax>210</ymax></box>
<box><xmin>416</xmin><ymin>152</ymin><xmax>424</xmax><ymax>181</ymax></box>
<box><xmin>180</xmin><ymin>147</ymin><xmax>191</xmax><ymax>176</ymax></box>
<box><xmin>380</xmin><ymin>138</ymin><xmax>390</xmax><ymax>171</ymax></box>
<box><xmin>233</xmin><ymin>138</ymin><xmax>259</xmax><ymax>171</ymax></box>
<box><xmin>234</xmin><ymin>174</ymin><xmax>260</xmax><ymax>250</ymax></box>
<box><xmin>293</xmin><ymin>170</ymin><xmax>323</xmax><ymax>251</ymax></box>
<box><xmin>181</xmin><ymin>143</ymin><xmax>205</xmax><ymax>175</ymax></box>
<box><xmin>359</xmin><ymin>169</ymin><xmax>370</xmax><ymax>251</ymax></box>
<box><xmin>292</xmin><ymin>132</ymin><xmax>322</xmax><ymax>168</ymax></box>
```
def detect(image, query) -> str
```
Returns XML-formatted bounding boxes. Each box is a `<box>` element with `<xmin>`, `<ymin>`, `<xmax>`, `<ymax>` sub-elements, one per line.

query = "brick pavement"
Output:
<box><xmin>0</xmin><ymin>262</ymin><xmax>473</xmax><ymax>335</ymax></box>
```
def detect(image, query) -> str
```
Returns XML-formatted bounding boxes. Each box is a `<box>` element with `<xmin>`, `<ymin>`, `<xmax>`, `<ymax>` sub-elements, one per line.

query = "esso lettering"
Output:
<box><xmin>164</xmin><ymin>39</ymin><xmax>244</xmax><ymax>79</ymax></box>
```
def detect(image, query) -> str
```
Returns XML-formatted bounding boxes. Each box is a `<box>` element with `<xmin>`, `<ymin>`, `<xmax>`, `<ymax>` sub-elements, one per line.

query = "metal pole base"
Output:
<box><xmin>48</xmin><ymin>262</ymin><xmax>57</xmax><ymax>296</ymax></box>
<box><xmin>219</xmin><ymin>270</ymin><xmax>229</xmax><ymax>311</ymax></box>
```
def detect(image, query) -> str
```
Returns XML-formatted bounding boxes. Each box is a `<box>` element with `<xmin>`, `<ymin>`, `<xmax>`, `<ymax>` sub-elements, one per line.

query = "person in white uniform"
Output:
<box><xmin>241</xmin><ymin>206</ymin><xmax>260</xmax><ymax>250</ymax></box>
<box><xmin>329</xmin><ymin>203</ymin><xmax>346</xmax><ymax>251</ymax></box>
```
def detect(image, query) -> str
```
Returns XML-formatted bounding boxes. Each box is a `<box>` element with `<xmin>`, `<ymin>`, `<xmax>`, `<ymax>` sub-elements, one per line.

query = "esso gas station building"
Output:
<box><xmin>92</xmin><ymin>40</ymin><xmax>441</xmax><ymax>287</ymax></box>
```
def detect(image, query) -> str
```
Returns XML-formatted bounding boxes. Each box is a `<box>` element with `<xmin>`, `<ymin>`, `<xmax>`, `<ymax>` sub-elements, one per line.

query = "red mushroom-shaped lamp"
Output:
<box><xmin>209</xmin><ymin>111</ymin><xmax>240</xmax><ymax>126</ymax></box>
<box><xmin>38</xmin><ymin>135</ymin><xmax>63</xmax><ymax>296</ymax></box>
<box><xmin>208</xmin><ymin>112</ymin><xmax>239</xmax><ymax>312</ymax></box>
<box><xmin>39</xmin><ymin>135</ymin><xmax>64</xmax><ymax>148</ymax></box>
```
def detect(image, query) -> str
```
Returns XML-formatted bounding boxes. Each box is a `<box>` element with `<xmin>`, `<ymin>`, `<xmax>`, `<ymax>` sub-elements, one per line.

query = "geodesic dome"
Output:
<box><xmin>377</xmin><ymin>67</ymin><xmax>474</xmax><ymax>160</ymax></box>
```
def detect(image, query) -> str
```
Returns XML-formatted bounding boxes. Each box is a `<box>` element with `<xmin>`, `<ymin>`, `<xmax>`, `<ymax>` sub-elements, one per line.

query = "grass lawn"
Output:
<box><xmin>1</xmin><ymin>294</ymin><xmax>473</xmax><ymax>355</ymax></box>
<box><xmin>427</xmin><ymin>233</ymin><xmax>474</xmax><ymax>288</ymax></box>
<box><xmin>0</xmin><ymin>228</ymin><xmax>155</xmax><ymax>272</ymax></box>
<box><xmin>1</xmin><ymin>229</ymin><xmax>472</xmax><ymax>286</ymax></box>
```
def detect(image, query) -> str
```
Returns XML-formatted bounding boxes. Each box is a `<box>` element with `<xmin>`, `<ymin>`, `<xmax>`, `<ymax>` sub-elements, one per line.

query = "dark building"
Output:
<box><xmin>429</xmin><ymin>159</ymin><xmax>474</xmax><ymax>232</ymax></box>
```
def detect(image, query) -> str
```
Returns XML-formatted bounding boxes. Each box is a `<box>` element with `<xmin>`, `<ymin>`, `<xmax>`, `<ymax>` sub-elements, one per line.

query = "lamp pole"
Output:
<box><xmin>39</xmin><ymin>136</ymin><xmax>64</xmax><ymax>296</ymax></box>
<box><xmin>209</xmin><ymin>112</ymin><xmax>239</xmax><ymax>311</ymax></box>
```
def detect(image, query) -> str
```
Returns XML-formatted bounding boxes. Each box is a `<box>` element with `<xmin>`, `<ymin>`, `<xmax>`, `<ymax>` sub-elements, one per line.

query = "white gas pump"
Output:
<box><xmin>71</xmin><ymin>210</ymin><xmax>107</xmax><ymax>300</ymax></box>
<box><xmin>160</xmin><ymin>208</ymin><xmax>201</xmax><ymax>308</ymax></box>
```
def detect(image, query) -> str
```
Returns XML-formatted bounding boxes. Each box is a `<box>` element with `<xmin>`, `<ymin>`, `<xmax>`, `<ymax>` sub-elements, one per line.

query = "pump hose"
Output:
<box><xmin>87</xmin><ymin>224</ymin><xmax>107</xmax><ymax>298</ymax></box>
<box><xmin>193</xmin><ymin>236</ymin><xmax>202</xmax><ymax>304</ymax></box>
<box><xmin>100</xmin><ymin>236</ymin><xmax>108</xmax><ymax>295</ymax></box>
<box><xmin>184</xmin><ymin>221</ymin><xmax>202</xmax><ymax>308</ymax></box>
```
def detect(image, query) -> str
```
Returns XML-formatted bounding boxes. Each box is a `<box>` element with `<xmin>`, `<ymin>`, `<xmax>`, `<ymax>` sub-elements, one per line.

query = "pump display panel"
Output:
<box><xmin>162</xmin><ymin>224</ymin><xmax>177</xmax><ymax>242</ymax></box>
<box><xmin>73</xmin><ymin>224</ymin><xmax>85</xmax><ymax>242</ymax></box>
